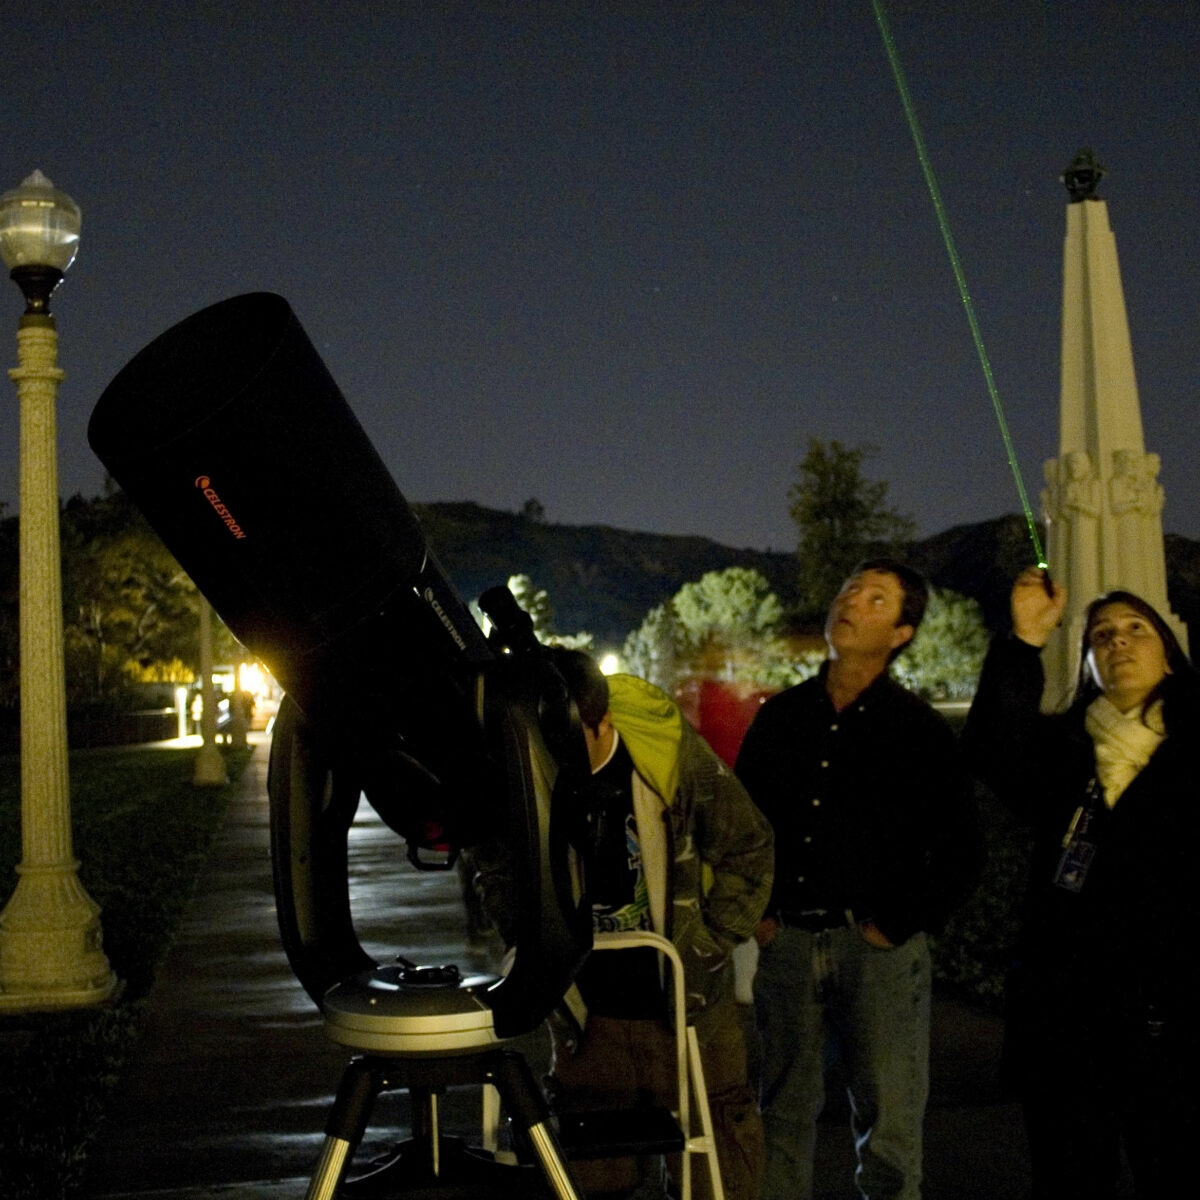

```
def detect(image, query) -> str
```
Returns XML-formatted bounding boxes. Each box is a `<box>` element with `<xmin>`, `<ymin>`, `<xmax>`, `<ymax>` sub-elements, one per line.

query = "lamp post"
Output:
<box><xmin>0</xmin><ymin>170</ymin><xmax>117</xmax><ymax>1009</ymax></box>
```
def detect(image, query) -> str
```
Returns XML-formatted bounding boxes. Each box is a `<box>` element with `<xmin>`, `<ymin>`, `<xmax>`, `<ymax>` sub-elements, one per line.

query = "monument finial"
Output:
<box><xmin>1062</xmin><ymin>149</ymin><xmax>1106</xmax><ymax>201</ymax></box>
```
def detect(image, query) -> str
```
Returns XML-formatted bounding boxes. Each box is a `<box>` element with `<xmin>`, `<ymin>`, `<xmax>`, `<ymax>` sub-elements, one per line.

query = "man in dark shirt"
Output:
<box><xmin>735</xmin><ymin>560</ymin><xmax>980</xmax><ymax>1200</ymax></box>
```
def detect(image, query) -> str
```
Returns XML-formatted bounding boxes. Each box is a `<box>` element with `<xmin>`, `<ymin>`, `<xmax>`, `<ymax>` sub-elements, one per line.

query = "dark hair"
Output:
<box><xmin>1071</xmin><ymin>590</ymin><xmax>1197</xmax><ymax>729</ymax></box>
<box><xmin>545</xmin><ymin>647</ymin><xmax>609</xmax><ymax>730</ymax></box>
<box><xmin>848</xmin><ymin>558</ymin><xmax>929</xmax><ymax>662</ymax></box>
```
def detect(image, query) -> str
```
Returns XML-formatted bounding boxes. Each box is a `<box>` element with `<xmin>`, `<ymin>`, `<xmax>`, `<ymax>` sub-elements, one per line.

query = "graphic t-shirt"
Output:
<box><xmin>575</xmin><ymin>735</ymin><xmax>666</xmax><ymax>1019</ymax></box>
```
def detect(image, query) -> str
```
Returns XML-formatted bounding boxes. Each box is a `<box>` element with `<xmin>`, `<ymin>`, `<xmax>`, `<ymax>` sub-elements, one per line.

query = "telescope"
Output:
<box><xmin>88</xmin><ymin>292</ymin><xmax>593</xmax><ymax>1197</ymax></box>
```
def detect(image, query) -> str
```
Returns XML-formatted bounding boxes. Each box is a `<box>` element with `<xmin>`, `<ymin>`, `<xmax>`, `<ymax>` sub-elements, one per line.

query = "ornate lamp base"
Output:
<box><xmin>0</xmin><ymin>863</ymin><xmax>118</xmax><ymax>1011</ymax></box>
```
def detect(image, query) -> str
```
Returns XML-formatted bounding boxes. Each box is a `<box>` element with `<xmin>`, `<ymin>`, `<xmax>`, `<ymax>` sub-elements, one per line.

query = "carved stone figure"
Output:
<box><xmin>1109</xmin><ymin>449</ymin><xmax>1142</xmax><ymax>516</ymax></box>
<box><xmin>1063</xmin><ymin>451</ymin><xmax>1100</xmax><ymax>516</ymax></box>
<box><xmin>1109</xmin><ymin>450</ymin><xmax>1168</xmax><ymax>595</ymax></box>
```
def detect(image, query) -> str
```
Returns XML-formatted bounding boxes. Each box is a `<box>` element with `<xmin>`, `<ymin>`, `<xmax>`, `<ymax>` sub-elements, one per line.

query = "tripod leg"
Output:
<box><xmin>306</xmin><ymin>1058</ymin><xmax>384</xmax><ymax>1200</ymax></box>
<box><xmin>489</xmin><ymin>1051</ymin><xmax>582</xmax><ymax>1200</ymax></box>
<box><xmin>410</xmin><ymin>1085</ymin><xmax>444</xmax><ymax>1178</ymax></box>
<box><xmin>307</xmin><ymin>1137</ymin><xmax>355</xmax><ymax>1200</ymax></box>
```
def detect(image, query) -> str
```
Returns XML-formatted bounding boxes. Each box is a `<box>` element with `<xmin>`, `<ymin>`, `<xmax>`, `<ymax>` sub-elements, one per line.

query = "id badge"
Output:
<box><xmin>1052</xmin><ymin>787</ymin><xmax>1101</xmax><ymax>893</ymax></box>
<box><xmin>1052</xmin><ymin>838</ymin><xmax>1096</xmax><ymax>893</ymax></box>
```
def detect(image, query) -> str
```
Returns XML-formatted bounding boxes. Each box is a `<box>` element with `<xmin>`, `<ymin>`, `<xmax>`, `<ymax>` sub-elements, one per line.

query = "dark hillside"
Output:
<box><xmin>1165</xmin><ymin>533</ymin><xmax>1200</xmax><ymax>638</ymax></box>
<box><xmin>911</xmin><ymin>516</ymin><xmax>1200</xmax><ymax>639</ymax></box>
<box><xmin>907</xmin><ymin>514</ymin><xmax>1048</xmax><ymax>631</ymax></box>
<box><xmin>417</xmin><ymin>502</ymin><xmax>1200</xmax><ymax>649</ymax></box>
<box><xmin>414</xmin><ymin>501</ymin><xmax>800</xmax><ymax>643</ymax></box>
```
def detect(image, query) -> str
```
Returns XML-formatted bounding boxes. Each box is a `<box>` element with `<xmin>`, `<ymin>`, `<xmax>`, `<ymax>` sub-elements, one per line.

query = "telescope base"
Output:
<box><xmin>322</xmin><ymin>962</ymin><xmax>504</xmax><ymax>1056</ymax></box>
<box><xmin>306</xmin><ymin>1048</ymin><xmax>581</xmax><ymax>1200</ymax></box>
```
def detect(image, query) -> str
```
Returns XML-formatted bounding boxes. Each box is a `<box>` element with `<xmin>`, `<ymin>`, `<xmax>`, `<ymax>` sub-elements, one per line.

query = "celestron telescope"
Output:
<box><xmin>88</xmin><ymin>292</ymin><xmax>594</xmax><ymax>1198</ymax></box>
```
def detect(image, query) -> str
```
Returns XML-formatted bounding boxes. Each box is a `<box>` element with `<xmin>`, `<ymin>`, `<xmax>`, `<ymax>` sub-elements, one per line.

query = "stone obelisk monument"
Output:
<box><xmin>1040</xmin><ymin>150</ymin><xmax>1188</xmax><ymax>706</ymax></box>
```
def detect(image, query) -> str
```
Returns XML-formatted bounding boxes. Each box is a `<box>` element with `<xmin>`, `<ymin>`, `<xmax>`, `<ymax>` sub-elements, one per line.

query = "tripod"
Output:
<box><xmin>304</xmin><ymin>961</ymin><xmax>581</xmax><ymax>1200</ymax></box>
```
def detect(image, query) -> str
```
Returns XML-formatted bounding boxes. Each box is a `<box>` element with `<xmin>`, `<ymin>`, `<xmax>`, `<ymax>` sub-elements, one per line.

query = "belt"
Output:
<box><xmin>776</xmin><ymin>908</ymin><xmax>857</xmax><ymax>932</ymax></box>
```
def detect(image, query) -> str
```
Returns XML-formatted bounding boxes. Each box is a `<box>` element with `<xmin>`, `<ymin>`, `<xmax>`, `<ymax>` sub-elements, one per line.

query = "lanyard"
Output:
<box><xmin>1052</xmin><ymin>779</ymin><xmax>1104</xmax><ymax>894</ymax></box>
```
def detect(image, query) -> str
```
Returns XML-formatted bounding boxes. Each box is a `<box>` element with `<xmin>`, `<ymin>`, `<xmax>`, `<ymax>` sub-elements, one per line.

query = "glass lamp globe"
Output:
<box><xmin>0</xmin><ymin>170</ymin><xmax>81</xmax><ymax>274</ymax></box>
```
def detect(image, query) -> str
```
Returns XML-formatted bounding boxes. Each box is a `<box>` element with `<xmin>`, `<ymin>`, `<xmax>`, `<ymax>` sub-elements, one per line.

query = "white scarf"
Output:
<box><xmin>1085</xmin><ymin>694</ymin><xmax>1165</xmax><ymax>808</ymax></box>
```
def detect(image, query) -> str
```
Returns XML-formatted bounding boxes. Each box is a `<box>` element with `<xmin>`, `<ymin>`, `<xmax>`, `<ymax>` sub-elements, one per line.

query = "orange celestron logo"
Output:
<box><xmin>194</xmin><ymin>476</ymin><xmax>247</xmax><ymax>540</ymax></box>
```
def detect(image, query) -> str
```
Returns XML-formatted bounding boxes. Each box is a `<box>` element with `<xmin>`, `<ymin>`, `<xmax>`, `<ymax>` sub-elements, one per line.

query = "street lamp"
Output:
<box><xmin>0</xmin><ymin>170</ymin><xmax>116</xmax><ymax>1009</ymax></box>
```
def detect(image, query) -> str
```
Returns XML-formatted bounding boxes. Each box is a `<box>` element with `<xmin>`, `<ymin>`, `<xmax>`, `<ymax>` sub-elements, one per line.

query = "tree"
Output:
<box><xmin>672</xmin><ymin>567</ymin><xmax>783</xmax><ymax>672</ymax></box>
<box><xmin>505</xmin><ymin>573</ymin><xmax>554</xmax><ymax>637</ymax></box>
<box><xmin>790</xmin><ymin>438</ymin><xmax>916</xmax><ymax>619</ymax></box>
<box><xmin>520</xmin><ymin>497</ymin><xmax>546</xmax><ymax>523</ymax></box>
<box><xmin>56</xmin><ymin>492</ymin><xmax>247</xmax><ymax>705</ymax></box>
<box><xmin>66</xmin><ymin>545</ymin><xmax>179</xmax><ymax>696</ymax></box>
<box><xmin>505</xmin><ymin>573</ymin><xmax>593</xmax><ymax>650</ymax></box>
<box><xmin>892</xmin><ymin>587</ymin><xmax>988</xmax><ymax>701</ymax></box>
<box><xmin>621</xmin><ymin>603</ymin><xmax>677</xmax><ymax>692</ymax></box>
<box><xmin>0</xmin><ymin>492</ymin><xmax>253</xmax><ymax>709</ymax></box>
<box><xmin>624</xmin><ymin>567</ymin><xmax>793</xmax><ymax>690</ymax></box>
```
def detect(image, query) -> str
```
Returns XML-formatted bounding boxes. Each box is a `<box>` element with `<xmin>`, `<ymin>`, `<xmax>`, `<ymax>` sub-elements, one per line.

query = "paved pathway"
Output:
<box><xmin>81</xmin><ymin>732</ymin><xmax>1086</xmax><ymax>1199</ymax></box>
<box><xmin>85</xmin><ymin>735</ymin><xmax>514</xmax><ymax>1198</ymax></box>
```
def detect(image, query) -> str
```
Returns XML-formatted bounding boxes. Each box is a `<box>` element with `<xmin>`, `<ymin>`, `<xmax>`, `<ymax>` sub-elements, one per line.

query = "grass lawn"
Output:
<box><xmin>0</xmin><ymin>743</ymin><xmax>253</xmax><ymax>1200</ymax></box>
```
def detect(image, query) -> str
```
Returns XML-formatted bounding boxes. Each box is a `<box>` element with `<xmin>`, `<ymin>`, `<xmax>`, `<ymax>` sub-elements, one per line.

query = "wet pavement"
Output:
<box><xmin>83</xmin><ymin>733</ymin><xmax>1067</xmax><ymax>1198</ymax></box>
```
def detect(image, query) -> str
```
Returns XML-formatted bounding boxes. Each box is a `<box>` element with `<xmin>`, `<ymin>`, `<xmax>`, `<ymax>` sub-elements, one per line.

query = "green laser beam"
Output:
<box><xmin>870</xmin><ymin>0</ymin><xmax>1047</xmax><ymax>569</ymax></box>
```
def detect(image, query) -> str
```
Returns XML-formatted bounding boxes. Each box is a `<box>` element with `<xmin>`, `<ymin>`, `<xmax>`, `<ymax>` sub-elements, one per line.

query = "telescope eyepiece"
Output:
<box><xmin>479</xmin><ymin>585</ymin><xmax>541</xmax><ymax>656</ymax></box>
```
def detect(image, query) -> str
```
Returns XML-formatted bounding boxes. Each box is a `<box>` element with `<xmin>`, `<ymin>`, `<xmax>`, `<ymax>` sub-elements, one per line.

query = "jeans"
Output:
<box><xmin>755</xmin><ymin>924</ymin><xmax>931</xmax><ymax>1200</ymax></box>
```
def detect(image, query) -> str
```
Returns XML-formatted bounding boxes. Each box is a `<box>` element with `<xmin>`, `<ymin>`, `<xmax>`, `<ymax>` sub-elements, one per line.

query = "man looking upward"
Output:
<box><xmin>735</xmin><ymin>560</ymin><xmax>980</xmax><ymax>1200</ymax></box>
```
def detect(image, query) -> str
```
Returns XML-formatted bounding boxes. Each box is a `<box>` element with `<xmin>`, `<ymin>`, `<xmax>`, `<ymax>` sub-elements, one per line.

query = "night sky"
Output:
<box><xmin>2</xmin><ymin>2</ymin><xmax>1198</xmax><ymax>554</ymax></box>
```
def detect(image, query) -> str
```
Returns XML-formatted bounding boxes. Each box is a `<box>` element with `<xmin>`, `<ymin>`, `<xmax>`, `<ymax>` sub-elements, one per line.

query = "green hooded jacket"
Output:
<box><xmin>602</xmin><ymin>674</ymin><xmax>774</xmax><ymax>1022</ymax></box>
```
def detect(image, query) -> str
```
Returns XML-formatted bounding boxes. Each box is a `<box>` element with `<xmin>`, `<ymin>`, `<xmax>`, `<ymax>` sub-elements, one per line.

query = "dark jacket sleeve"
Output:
<box><xmin>963</xmin><ymin>635</ymin><xmax>1058</xmax><ymax>824</ymax></box>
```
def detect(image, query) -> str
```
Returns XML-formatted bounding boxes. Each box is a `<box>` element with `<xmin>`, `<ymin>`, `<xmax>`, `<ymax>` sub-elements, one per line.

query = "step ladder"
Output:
<box><xmin>483</xmin><ymin>929</ymin><xmax>725</xmax><ymax>1200</ymax></box>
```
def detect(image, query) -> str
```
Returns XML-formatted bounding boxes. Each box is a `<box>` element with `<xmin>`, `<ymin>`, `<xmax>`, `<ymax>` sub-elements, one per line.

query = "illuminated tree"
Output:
<box><xmin>673</xmin><ymin>568</ymin><xmax>783</xmax><ymax>658</ymax></box>
<box><xmin>621</xmin><ymin>603</ymin><xmax>677</xmax><ymax>692</ymax></box>
<box><xmin>59</xmin><ymin>495</ymin><xmax>199</xmax><ymax>701</ymax></box>
<box><xmin>625</xmin><ymin>568</ymin><xmax>792</xmax><ymax>689</ymax></box>
<box><xmin>892</xmin><ymin>587</ymin><xmax>988</xmax><ymax>701</ymax></box>
<box><xmin>506</xmin><ymin>574</ymin><xmax>592</xmax><ymax>650</ymax></box>
<box><xmin>506</xmin><ymin>574</ymin><xmax>554</xmax><ymax>637</ymax></box>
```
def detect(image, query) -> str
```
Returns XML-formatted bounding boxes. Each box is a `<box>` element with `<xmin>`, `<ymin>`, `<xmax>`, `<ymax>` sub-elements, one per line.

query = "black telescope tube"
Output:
<box><xmin>88</xmin><ymin>292</ymin><xmax>493</xmax><ymax>837</ymax></box>
<box><xmin>88</xmin><ymin>293</ymin><xmax>490</xmax><ymax>686</ymax></box>
<box><xmin>90</xmin><ymin>293</ymin><xmax>594</xmax><ymax>1034</ymax></box>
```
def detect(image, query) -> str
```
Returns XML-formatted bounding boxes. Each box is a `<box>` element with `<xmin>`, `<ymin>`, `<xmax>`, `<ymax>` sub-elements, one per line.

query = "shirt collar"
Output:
<box><xmin>591</xmin><ymin>726</ymin><xmax>621</xmax><ymax>774</ymax></box>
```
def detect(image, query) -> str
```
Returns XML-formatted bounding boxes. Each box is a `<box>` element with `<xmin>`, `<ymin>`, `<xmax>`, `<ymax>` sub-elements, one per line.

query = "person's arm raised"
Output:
<box><xmin>1011</xmin><ymin>566</ymin><xmax>1067</xmax><ymax>648</ymax></box>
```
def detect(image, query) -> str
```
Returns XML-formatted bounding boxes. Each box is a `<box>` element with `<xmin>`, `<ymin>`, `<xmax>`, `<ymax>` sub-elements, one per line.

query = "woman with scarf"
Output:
<box><xmin>965</xmin><ymin>567</ymin><xmax>1200</xmax><ymax>1199</ymax></box>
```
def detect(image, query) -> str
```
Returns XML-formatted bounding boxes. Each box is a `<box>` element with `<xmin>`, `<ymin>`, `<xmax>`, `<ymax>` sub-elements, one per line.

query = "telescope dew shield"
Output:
<box><xmin>88</xmin><ymin>292</ymin><xmax>488</xmax><ymax>696</ymax></box>
<box><xmin>88</xmin><ymin>292</ymin><xmax>492</xmax><ymax>843</ymax></box>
